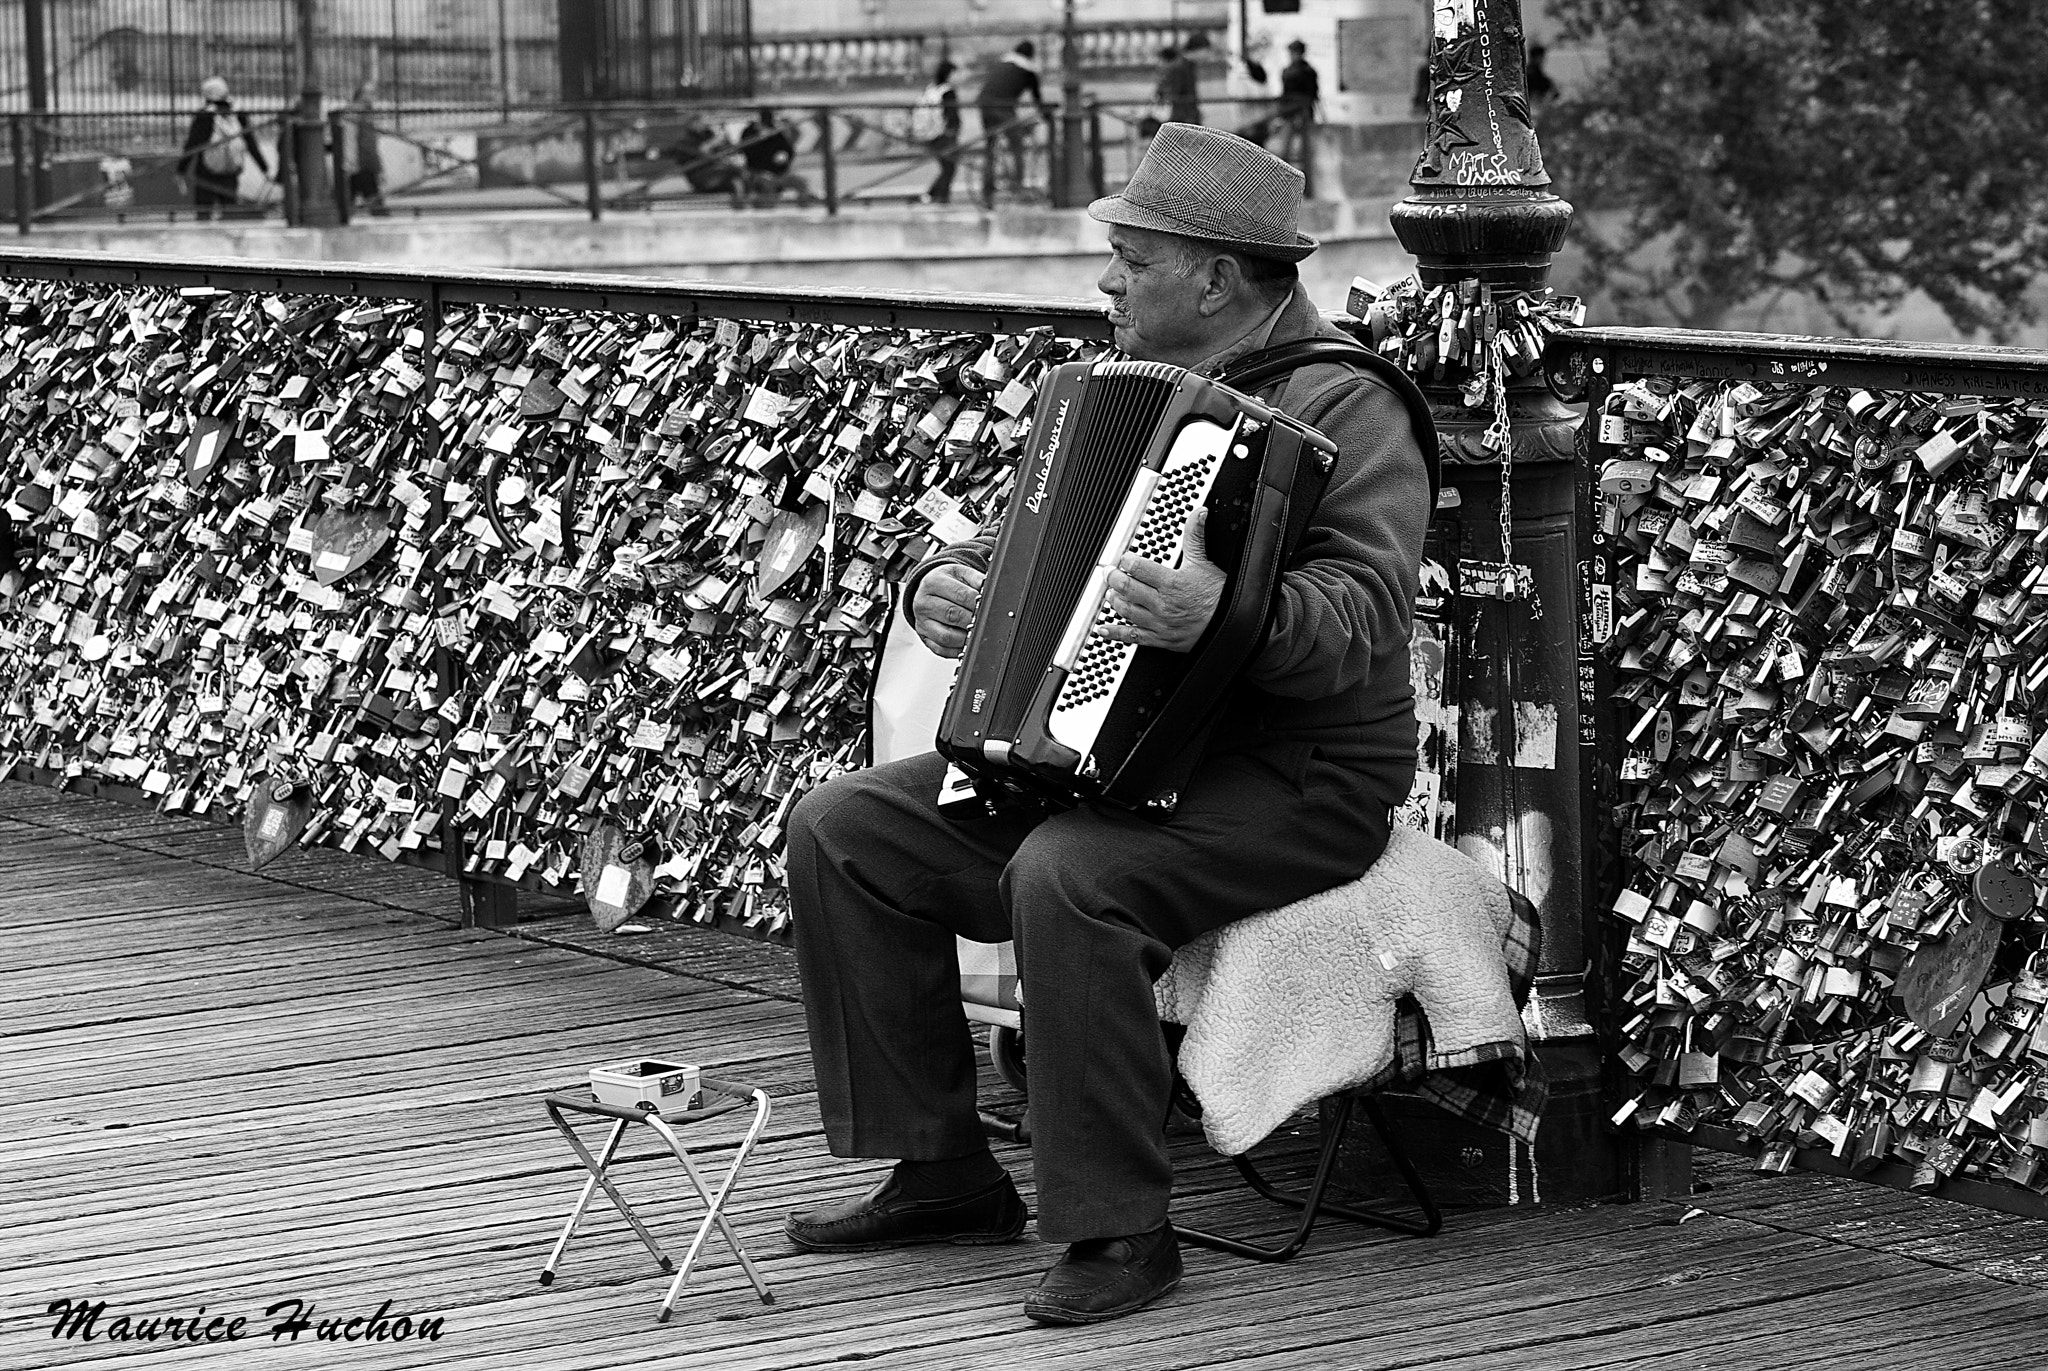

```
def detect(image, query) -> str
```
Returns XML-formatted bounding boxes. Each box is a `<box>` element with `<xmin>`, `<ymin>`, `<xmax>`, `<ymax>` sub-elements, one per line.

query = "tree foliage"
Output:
<box><xmin>1543</xmin><ymin>0</ymin><xmax>2048</xmax><ymax>338</ymax></box>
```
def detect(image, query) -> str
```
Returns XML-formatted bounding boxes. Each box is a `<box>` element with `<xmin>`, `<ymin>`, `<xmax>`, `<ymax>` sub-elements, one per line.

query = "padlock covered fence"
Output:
<box><xmin>1571</xmin><ymin>327</ymin><xmax>2048</xmax><ymax>1214</ymax></box>
<box><xmin>0</xmin><ymin>247</ymin><xmax>1109</xmax><ymax>940</ymax></box>
<box><xmin>16</xmin><ymin>246</ymin><xmax>2048</xmax><ymax>1216</ymax></box>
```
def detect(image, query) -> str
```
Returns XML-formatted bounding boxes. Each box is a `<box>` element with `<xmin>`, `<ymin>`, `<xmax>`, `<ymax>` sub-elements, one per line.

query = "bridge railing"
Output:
<box><xmin>1548</xmin><ymin>325</ymin><xmax>2048</xmax><ymax>1217</ymax></box>
<box><xmin>8</xmin><ymin>242</ymin><xmax>2045</xmax><ymax>1216</ymax></box>
<box><xmin>0</xmin><ymin>247</ymin><xmax>1109</xmax><ymax>935</ymax></box>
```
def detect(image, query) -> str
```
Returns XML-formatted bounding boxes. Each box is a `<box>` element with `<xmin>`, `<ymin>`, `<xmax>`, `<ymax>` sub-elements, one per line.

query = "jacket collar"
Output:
<box><xmin>1266</xmin><ymin>281</ymin><xmax>1329</xmax><ymax>346</ymax></box>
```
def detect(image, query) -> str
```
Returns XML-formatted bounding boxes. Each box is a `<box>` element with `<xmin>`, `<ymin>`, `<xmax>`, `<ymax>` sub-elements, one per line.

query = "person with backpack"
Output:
<box><xmin>914</xmin><ymin>60</ymin><xmax>963</xmax><ymax>205</ymax></box>
<box><xmin>179</xmin><ymin>77</ymin><xmax>268</xmax><ymax>221</ymax></box>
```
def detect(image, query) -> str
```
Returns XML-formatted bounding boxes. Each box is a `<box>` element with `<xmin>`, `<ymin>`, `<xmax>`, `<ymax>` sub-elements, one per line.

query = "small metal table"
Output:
<box><xmin>539</xmin><ymin>1075</ymin><xmax>775</xmax><ymax>1320</ymax></box>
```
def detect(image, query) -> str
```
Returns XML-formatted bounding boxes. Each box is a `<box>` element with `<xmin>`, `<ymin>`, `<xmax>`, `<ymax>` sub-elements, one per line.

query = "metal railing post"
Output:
<box><xmin>1045</xmin><ymin>102</ymin><xmax>1063</xmax><ymax>206</ymax></box>
<box><xmin>10</xmin><ymin>117</ymin><xmax>29</xmax><ymax>235</ymax></box>
<box><xmin>1055</xmin><ymin>98</ymin><xmax>1093</xmax><ymax>209</ymax></box>
<box><xmin>981</xmin><ymin>122</ymin><xmax>996</xmax><ymax>210</ymax></box>
<box><xmin>328</xmin><ymin>110</ymin><xmax>352</xmax><ymax>226</ymax></box>
<box><xmin>279</xmin><ymin>116</ymin><xmax>301</xmax><ymax>227</ymax></box>
<box><xmin>581</xmin><ymin>108</ymin><xmax>603</xmax><ymax>222</ymax></box>
<box><xmin>816</xmin><ymin>107</ymin><xmax>837</xmax><ymax>215</ymax></box>
<box><xmin>1087</xmin><ymin>101</ymin><xmax>1105</xmax><ymax>200</ymax></box>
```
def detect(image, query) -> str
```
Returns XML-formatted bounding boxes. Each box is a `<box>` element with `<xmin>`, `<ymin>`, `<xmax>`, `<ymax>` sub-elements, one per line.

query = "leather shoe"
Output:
<box><xmin>1023</xmin><ymin>1223</ymin><xmax>1182</xmax><ymax>1324</ymax></box>
<box><xmin>786</xmin><ymin>1172</ymin><xmax>1027</xmax><ymax>1252</ymax></box>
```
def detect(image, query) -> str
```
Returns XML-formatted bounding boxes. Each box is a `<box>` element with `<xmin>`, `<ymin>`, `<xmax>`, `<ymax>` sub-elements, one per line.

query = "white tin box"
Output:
<box><xmin>589</xmin><ymin>1058</ymin><xmax>702</xmax><ymax>1112</ymax></box>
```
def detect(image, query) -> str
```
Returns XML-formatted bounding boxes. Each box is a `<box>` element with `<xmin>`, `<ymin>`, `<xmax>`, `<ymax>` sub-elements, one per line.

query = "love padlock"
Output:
<box><xmin>243</xmin><ymin>774</ymin><xmax>313</xmax><ymax>871</ymax></box>
<box><xmin>1973</xmin><ymin>860</ymin><xmax>2035</xmax><ymax>920</ymax></box>
<box><xmin>579</xmin><ymin>817</ymin><xmax>658</xmax><ymax>934</ymax></box>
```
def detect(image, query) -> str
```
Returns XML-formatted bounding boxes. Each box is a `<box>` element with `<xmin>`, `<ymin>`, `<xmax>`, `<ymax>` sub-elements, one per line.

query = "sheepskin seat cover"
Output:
<box><xmin>1154</xmin><ymin>825</ymin><xmax>1528</xmax><ymax>1157</ymax></box>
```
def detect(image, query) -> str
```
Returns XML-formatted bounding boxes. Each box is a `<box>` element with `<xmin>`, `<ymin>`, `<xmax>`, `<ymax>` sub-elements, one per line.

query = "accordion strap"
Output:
<box><xmin>1215</xmin><ymin>337</ymin><xmax>1440</xmax><ymax>510</ymax></box>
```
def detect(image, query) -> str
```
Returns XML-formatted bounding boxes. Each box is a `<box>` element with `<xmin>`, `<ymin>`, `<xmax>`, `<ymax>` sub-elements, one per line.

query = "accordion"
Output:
<box><xmin>935</xmin><ymin>358</ymin><xmax>1338</xmax><ymax>815</ymax></box>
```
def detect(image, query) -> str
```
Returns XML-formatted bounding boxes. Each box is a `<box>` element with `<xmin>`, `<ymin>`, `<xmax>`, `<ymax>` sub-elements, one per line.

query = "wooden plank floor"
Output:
<box><xmin>3</xmin><ymin>781</ymin><xmax>2046</xmax><ymax>1370</ymax></box>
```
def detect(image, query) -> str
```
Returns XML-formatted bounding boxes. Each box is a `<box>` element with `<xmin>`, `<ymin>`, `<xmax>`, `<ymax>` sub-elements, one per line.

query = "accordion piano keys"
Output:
<box><xmin>1047</xmin><ymin>417</ymin><xmax>1239</xmax><ymax>761</ymax></box>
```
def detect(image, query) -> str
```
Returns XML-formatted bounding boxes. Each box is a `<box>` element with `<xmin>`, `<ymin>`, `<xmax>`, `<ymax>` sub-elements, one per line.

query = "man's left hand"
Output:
<box><xmin>1100</xmin><ymin>508</ymin><xmax>1227</xmax><ymax>653</ymax></box>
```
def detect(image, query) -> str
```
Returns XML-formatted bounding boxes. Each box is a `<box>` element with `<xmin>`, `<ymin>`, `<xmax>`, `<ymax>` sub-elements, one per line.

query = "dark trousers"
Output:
<box><xmin>786</xmin><ymin>742</ymin><xmax>1391</xmax><ymax>1242</ymax></box>
<box><xmin>926</xmin><ymin>136</ymin><xmax>958</xmax><ymax>202</ymax></box>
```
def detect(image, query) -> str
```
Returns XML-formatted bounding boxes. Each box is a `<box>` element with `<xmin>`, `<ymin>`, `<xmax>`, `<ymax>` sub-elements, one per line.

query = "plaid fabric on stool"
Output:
<box><xmin>958</xmin><ymin>935</ymin><xmax>1021</xmax><ymax>1014</ymax></box>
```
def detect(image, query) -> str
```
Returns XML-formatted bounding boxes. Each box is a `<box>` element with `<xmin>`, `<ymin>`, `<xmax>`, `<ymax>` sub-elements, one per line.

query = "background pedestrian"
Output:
<box><xmin>915</xmin><ymin>60</ymin><xmax>962</xmax><ymax>204</ymax></box>
<box><xmin>343</xmin><ymin>79</ymin><xmax>389</xmax><ymax>218</ymax></box>
<box><xmin>1275</xmin><ymin>39</ymin><xmax>1319</xmax><ymax>166</ymax></box>
<box><xmin>1155</xmin><ymin>44</ymin><xmax>1201</xmax><ymax>128</ymax></box>
<box><xmin>179</xmin><ymin>77</ymin><xmax>268</xmax><ymax>221</ymax></box>
<box><xmin>975</xmin><ymin>41</ymin><xmax>1044</xmax><ymax>192</ymax></box>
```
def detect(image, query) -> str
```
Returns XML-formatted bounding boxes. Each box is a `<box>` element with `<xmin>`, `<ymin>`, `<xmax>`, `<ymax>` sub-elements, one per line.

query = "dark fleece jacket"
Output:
<box><xmin>906</xmin><ymin>284</ymin><xmax>1431</xmax><ymax>810</ymax></box>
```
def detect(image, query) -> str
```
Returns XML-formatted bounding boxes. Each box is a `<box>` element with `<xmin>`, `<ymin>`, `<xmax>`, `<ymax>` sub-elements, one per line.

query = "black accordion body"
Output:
<box><xmin>935</xmin><ymin>358</ymin><xmax>1338</xmax><ymax>816</ymax></box>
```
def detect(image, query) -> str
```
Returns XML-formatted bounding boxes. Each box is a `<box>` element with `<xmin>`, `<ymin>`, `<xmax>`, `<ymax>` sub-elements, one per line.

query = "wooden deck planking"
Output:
<box><xmin>2</xmin><ymin>1021</ymin><xmax>822</xmax><ymax>1193</ymax></box>
<box><xmin>776</xmin><ymin>1227</ymin><xmax>1834</xmax><ymax>1371</ymax></box>
<box><xmin>5</xmin><ymin>781</ymin><xmax>2048</xmax><ymax>1370</ymax></box>
<box><xmin>1411</xmin><ymin>1280</ymin><xmax>2044</xmax><ymax>1371</ymax></box>
<box><xmin>1</xmin><ymin>977</ymin><xmax>790</xmax><ymax>1111</ymax></box>
<box><xmin>7</xmin><ymin>1100</ymin><xmax>1252</xmax><ymax>1269</ymax></box>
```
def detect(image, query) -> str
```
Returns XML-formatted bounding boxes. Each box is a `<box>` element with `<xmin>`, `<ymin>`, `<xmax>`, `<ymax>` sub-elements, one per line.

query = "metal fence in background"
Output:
<box><xmin>559</xmin><ymin>0</ymin><xmax>753</xmax><ymax>102</ymax></box>
<box><xmin>0</xmin><ymin>2</ymin><xmax>1226</xmax><ymax>125</ymax></box>
<box><xmin>0</xmin><ymin>98</ymin><xmax>1074</xmax><ymax>227</ymax></box>
<box><xmin>0</xmin><ymin>0</ymin><xmax>757</xmax><ymax>127</ymax></box>
<box><xmin>0</xmin><ymin>95</ymin><xmax>1313</xmax><ymax>229</ymax></box>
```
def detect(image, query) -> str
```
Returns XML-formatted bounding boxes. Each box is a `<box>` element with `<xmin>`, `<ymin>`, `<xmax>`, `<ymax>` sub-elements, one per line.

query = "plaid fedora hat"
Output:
<box><xmin>1088</xmin><ymin>122</ymin><xmax>1316</xmax><ymax>262</ymax></box>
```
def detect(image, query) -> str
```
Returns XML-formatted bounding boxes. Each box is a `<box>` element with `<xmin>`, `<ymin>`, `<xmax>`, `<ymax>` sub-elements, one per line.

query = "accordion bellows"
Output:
<box><xmin>937</xmin><ymin>358</ymin><xmax>1336</xmax><ymax>814</ymax></box>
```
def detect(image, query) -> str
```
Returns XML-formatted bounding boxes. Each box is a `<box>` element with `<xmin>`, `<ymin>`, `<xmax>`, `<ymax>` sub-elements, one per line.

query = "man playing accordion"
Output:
<box><xmin>781</xmin><ymin>124</ymin><xmax>1432</xmax><ymax>1324</ymax></box>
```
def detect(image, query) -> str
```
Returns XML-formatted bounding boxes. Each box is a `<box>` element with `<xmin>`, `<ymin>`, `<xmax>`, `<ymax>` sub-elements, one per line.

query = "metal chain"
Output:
<box><xmin>1488</xmin><ymin>342</ymin><xmax>1516</xmax><ymax>577</ymax></box>
<box><xmin>1485</xmin><ymin>333</ymin><xmax>1525</xmax><ymax>909</ymax></box>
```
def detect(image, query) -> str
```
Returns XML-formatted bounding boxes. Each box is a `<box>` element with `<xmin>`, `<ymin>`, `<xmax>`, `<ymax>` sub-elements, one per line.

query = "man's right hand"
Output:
<box><xmin>911</xmin><ymin>564</ymin><xmax>983</xmax><ymax>659</ymax></box>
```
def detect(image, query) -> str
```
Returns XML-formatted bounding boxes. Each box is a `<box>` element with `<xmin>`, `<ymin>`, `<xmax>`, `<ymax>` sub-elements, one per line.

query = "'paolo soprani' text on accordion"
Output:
<box><xmin>935</xmin><ymin>358</ymin><xmax>1338</xmax><ymax>815</ymax></box>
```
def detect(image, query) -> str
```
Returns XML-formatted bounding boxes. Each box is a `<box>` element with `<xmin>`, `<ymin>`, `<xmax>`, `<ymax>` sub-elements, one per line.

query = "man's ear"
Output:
<box><xmin>1194</xmin><ymin>252</ymin><xmax>1244</xmax><ymax>318</ymax></box>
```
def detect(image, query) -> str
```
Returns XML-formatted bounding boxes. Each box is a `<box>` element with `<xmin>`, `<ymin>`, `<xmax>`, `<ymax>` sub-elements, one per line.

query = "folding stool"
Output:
<box><xmin>539</xmin><ymin>1077</ymin><xmax>775</xmax><ymax>1321</ymax></box>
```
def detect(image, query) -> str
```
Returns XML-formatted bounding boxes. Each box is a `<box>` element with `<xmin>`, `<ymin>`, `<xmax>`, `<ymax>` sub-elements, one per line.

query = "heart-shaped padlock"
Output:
<box><xmin>754</xmin><ymin>502</ymin><xmax>830</xmax><ymax>599</ymax></box>
<box><xmin>182</xmin><ymin>415</ymin><xmax>237</xmax><ymax>487</ymax></box>
<box><xmin>308</xmin><ymin>506</ymin><xmax>393</xmax><ymax>586</ymax></box>
<box><xmin>519</xmin><ymin>375</ymin><xmax>567</xmax><ymax>418</ymax></box>
<box><xmin>579</xmin><ymin>818</ymin><xmax>657</xmax><ymax>934</ymax></box>
<box><xmin>244</xmin><ymin>775</ymin><xmax>312</xmax><ymax>871</ymax></box>
<box><xmin>1894</xmin><ymin>906</ymin><xmax>2003</xmax><ymax>1038</ymax></box>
